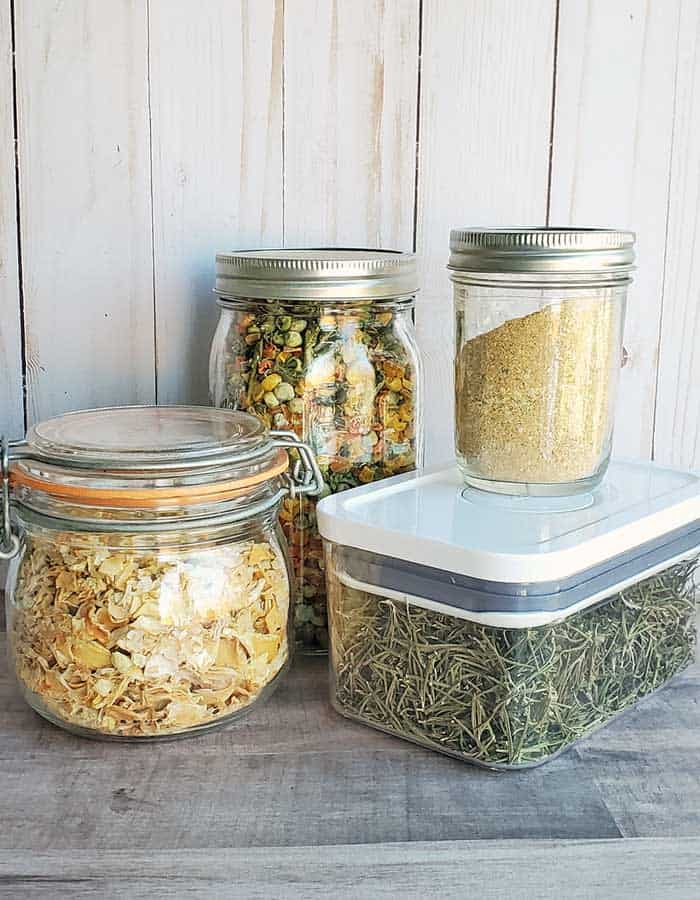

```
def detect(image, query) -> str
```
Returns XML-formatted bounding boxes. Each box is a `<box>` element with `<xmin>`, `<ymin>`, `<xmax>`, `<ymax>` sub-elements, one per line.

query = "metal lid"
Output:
<box><xmin>215</xmin><ymin>248</ymin><xmax>419</xmax><ymax>301</ymax></box>
<box><xmin>448</xmin><ymin>227</ymin><xmax>635</xmax><ymax>283</ymax></box>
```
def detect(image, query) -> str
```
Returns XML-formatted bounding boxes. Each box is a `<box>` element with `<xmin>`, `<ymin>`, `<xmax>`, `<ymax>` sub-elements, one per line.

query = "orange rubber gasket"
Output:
<box><xmin>9</xmin><ymin>449</ymin><xmax>289</xmax><ymax>509</ymax></box>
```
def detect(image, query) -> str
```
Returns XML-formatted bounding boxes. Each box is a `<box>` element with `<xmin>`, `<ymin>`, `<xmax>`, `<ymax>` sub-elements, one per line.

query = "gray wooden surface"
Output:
<box><xmin>1</xmin><ymin>631</ymin><xmax>699</xmax><ymax>898</ymax></box>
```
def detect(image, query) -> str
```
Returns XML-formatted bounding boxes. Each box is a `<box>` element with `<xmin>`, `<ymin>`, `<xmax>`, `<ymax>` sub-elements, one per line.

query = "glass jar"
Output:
<box><xmin>0</xmin><ymin>406</ymin><xmax>323</xmax><ymax>740</ymax></box>
<box><xmin>449</xmin><ymin>228</ymin><xmax>635</xmax><ymax>496</ymax></box>
<box><xmin>209</xmin><ymin>249</ymin><xmax>423</xmax><ymax>652</ymax></box>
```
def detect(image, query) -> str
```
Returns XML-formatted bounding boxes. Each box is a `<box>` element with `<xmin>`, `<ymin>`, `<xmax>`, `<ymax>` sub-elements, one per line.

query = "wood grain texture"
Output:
<box><xmin>2</xmin><ymin>636</ymin><xmax>700</xmax><ymax>854</ymax></box>
<box><xmin>415</xmin><ymin>0</ymin><xmax>557</xmax><ymax>465</ymax></box>
<box><xmin>0</xmin><ymin>655</ymin><xmax>618</xmax><ymax>850</ymax></box>
<box><xmin>150</xmin><ymin>0</ymin><xmax>284</xmax><ymax>406</ymax></box>
<box><xmin>1</xmin><ymin>620</ymin><xmax>700</xmax><ymax>895</ymax></box>
<box><xmin>1</xmin><ymin>839</ymin><xmax>700</xmax><ymax>900</ymax></box>
<box><xmin>0</xmin><ymin>0</ymin><xmax>24</xmax><ymax>439</ymax></box>
<box><xmin>13</xmin><ymin>0</ymin><xmax>155</xmax><ymax>425</ymax></box>
<box><xmin>283</xmin><ymin>0</ymin><xmax>419</xmax><ymax>248</ymax></box>
<box><xmin>653</xmin><ymin>0</ymin><xmax>700</xmax><ymax>468</ymax></box>
<box><xmin>550</xmin><ymin>0</ymin><xmax>681</xmax><ymax>461</ymax></box>
<box><xmin>0</xmin><ymin>1</ymin><xmax>699</xmax><ymax>469</ymax></box>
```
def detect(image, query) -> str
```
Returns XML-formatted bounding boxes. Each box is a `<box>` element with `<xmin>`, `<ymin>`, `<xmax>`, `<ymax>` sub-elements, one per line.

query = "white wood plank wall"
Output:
<box><xmin>0</xmin><ymin>0</ymin><xmax>699</xmax><ymax>470</ymax></box>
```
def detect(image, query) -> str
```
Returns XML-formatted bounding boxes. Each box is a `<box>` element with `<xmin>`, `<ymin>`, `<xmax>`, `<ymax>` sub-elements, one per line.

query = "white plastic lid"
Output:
<box><xmin>317</xmin><ymin>460</ymin><xmax>700</xmax><ymax>584</ymax></box>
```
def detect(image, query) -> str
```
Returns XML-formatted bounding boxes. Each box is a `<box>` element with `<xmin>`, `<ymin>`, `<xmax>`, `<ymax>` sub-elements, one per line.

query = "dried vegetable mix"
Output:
<box><xmin>11</xmin><ymin>536</ymin><xmax>290</xmax><ymax>737</ymax></box>
<box><xmin>329</xmin><ymin>559</ymin><xmax>698</xmax><ymax>767</ymax></box>
<box><xmin>219</xmin><ymin>302</ymin><xmax>419</xmax><ymax>651</ymax></box>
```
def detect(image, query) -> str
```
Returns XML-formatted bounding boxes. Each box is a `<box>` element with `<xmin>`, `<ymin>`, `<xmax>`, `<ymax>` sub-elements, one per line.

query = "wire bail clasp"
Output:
<box><xmin>0</xmin><ymin>436</ymin><xmax>20</xmax><ymax>560</ymax></box>
<box><xmin>270</xmin><ymin>430</ymin><xmax>325</xmax><ymax>499</ymax></box>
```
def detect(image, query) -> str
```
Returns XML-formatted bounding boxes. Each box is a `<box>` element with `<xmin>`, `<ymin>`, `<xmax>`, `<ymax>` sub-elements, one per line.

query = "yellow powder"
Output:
<box><xmin>455</xmin><ymin>299</ymin><xmax>620</xmax><ymax>485</ymax></box>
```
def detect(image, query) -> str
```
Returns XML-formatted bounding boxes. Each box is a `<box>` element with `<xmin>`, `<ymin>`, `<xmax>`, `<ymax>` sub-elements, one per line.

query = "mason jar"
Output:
<box><xmin>0</xmin><ymin>406</ymin><xmax>323</xmax><ymax>740</ymax></box>
<box><xmin>449</xmin><ymin>228</ymin><xmax>635</xmax><ymax>496</ymax></box>
<box><xmin>209</xmin><ymin>249</ymin><xmax>423</xmax><ymax>652</ymax></box>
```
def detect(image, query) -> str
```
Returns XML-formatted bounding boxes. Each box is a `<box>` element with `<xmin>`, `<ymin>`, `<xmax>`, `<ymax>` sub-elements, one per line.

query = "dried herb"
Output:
<box><xmin>213</xmin><ymin>302</ymin><xmax>419</xmax><ymax>652</ymax></box>
<box><xmin>329</xmin><ymin>559</ymin><xmax>698</xmax><ymax>767</ymax></box>
<box><xmin>455</xmin><ymin>298</ymin><xmax>621</xmax><ymax>486</ymax></box>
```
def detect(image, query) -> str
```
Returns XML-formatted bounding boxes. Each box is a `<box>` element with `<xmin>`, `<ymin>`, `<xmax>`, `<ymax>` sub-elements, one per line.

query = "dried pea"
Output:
<box><xmin>274</xmin><ymin>382</ymin><xmax>295</xmax><ymax>402</ymax></box>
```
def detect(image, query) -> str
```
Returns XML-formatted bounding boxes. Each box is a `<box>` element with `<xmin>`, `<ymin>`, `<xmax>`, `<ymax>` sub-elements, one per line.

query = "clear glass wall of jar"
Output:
<box><xmin>0</xmin><ymin>406</ymin><xmax>323</xmax><ymax>739</ymax></box>
<box><xmin>209</xmin><ymin>250</ymin><xmax>423</xmax><ymax>652</ymax></box>
<box><xmin>449</xmin><ymin>228</ymin><xmax>635</xmax><ymax>497</ymax></box>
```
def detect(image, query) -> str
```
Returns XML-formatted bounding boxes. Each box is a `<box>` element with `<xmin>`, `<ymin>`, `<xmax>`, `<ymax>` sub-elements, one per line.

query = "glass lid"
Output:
<box><xmin>24</xmin><ymin>406</ymin><xmax>269</xmax><ymax>472</ymax></box>
<box><xmin>1</xmin><ymin>406</ymin><xmax>323</xmax><ymax>544</ymax></box>
<box><xmin>7</xmin><ymin>406</ymin><xmax>298</xmax><ymax>510</ymax></box>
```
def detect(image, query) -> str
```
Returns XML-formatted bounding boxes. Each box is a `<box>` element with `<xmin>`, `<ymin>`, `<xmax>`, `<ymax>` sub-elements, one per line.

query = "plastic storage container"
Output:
<box><xmin>209</xmin><ymin>249</ymin><xmax>423</xmax><ymax>652</ymax></box>
<box><xmin>318</xmin><ymin>463</ymin><xmax>700</xmax><ymax>769</ymax></box>
<box><xmin>449</xmin><ymin>228</ymin><xmax>635</xmax><ymax>496</ymax></box>
<box><xmin>0</xmin><ymin>406</ymin><xmax>323</xmax><ymax>740</ymax></box>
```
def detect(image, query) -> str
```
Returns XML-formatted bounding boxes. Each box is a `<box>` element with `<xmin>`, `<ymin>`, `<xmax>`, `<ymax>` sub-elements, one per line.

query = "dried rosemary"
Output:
<box><xmin>329</xmin><ymin>559</ymin><xmax>698</xmax><ymax>768</ymax></box>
